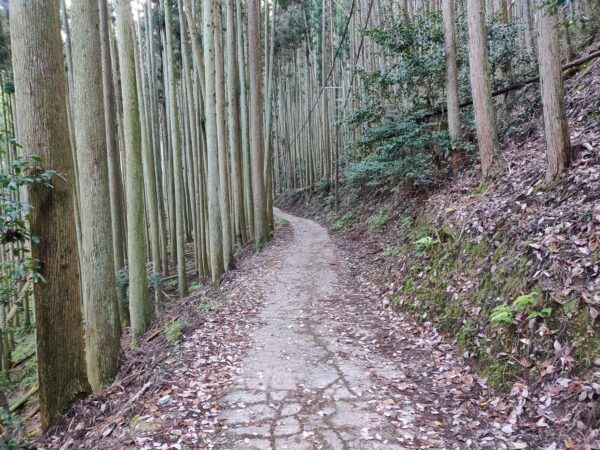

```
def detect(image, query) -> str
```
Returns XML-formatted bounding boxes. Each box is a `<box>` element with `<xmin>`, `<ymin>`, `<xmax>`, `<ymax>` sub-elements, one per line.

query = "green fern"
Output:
<box><xmin>490</xmin><ymin>305</ymin><xmax>517</xmax><ymax>325</ymax></box>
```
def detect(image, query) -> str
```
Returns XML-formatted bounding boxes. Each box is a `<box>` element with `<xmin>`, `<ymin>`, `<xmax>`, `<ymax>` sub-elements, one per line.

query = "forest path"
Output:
<box><xmin>217</xmin><ymin>209</ymin><xmax>492</xmax><ymax>449</ymax></box>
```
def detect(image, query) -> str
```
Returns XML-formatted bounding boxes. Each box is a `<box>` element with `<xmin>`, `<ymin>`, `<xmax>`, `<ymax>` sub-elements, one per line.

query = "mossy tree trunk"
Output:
<box><xmin>163</xmin><ymin>0</ymin><xmax>188</xmax><ymax>298</ymax></box>
<box><xmin>115</xmin><ymin>0</ymin><xmax>151</xmax><ymax>345</ymax></box>
<box><xmin>70</xmin><ymin>0</ymin><xmax>122</xmax><ymax>392</ymax></box>
<box><xmin>466</xmin><ymin>0</ymin><xmax>500</xmax><ymax>179</ymax></box>
<box><xmin>99</xmin><ymin>0</ymin><xmax>129</xmax><ymax>325</ymax></box>
<box><xmin>10</xmin><ymin>0</ymin><xmax>91</xmax><ymax>428</ymax></box>
<box><xmin>203</xmin><ymin>0</ymin><xmax>225</xmax><ymax>283</ymax></box>
<box><xmin>536</xmin><ymin>1</ymin><xmax>572</xmax><ymax>182</ymax></box>
<box><xmin>248</xmin><ymin>0</ymin><xmax>270</xmax><ymax>246</ymax></box>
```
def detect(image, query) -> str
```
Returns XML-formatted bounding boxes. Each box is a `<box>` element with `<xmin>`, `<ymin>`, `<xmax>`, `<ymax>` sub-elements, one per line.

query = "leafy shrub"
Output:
<box><xmin>116</xmin><ymin>263</ymin><xmax>164</xmax><ymax>296</ymax></box>
<box><xmin>490</xmin><ymin>289</ymin><xmax>551</xmax><ymax>326</ymax></box>
<box><xmin>331</xmin><ymin>212</ymin><xmax>354</xmax><ymax>232</ymax></box>
<box><xmin>343</xmin><ymin>11</ymin><xmax>531</xmax><ymax>192</ymax></box>
<box><xmin>413</xmin><ymin>236</ymin><xmax>439</xmax><ymax>255</ymax></box>
<box><xmin>370</xmin><ymin>211</ymin><xmax>390</xmax><ymax>229</ymax></box>
<box><xmin>346</xmin><ymin>120</ymin><xmax>455</xmax><ymax>189</ymax></box>
<box><xmin>165</xmin><ymin>319</ymin><xmax>187</xmax><ymax>343</ymax></box>
<box><xmin>0</xmin><ymin>140</ymin><xmax>61</xmax><ymax>308</ymax></box>
<box><xmin>382</xmin><ymin>246</ymin><xmax>402</xmax><ymax>257</ymax></box>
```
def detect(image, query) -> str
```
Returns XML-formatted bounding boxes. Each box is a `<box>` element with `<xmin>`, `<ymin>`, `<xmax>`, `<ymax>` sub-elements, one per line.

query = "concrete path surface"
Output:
<box><xmin>218</xmin><ymin>209</ymin><xmax>450</xmax><ymax>449</ymax></box>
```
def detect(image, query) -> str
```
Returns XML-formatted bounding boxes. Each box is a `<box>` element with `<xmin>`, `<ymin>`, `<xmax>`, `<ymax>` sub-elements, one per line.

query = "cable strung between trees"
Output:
<box><xmin>287</xmin><ymin>0</ymin><xmax>357</xmax><ymax>148</ymax></box>
<box><xmin>342</xmin><ymin>0</ymin><xmax>377</xmax><ymax>109</ymax></box>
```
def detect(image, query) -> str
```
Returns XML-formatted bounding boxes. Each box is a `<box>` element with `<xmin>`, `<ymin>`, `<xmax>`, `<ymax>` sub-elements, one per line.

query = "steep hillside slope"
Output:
<box><xmin>278</xmin><ymin>47</ymin><xmax>600</xmax><ymax>445</ymax></box>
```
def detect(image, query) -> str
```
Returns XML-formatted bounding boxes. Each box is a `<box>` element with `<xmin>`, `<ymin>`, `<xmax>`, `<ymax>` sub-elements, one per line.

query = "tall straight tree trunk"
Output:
<box><xmin>442</xmin><ymin>0</ymin><xmax>462</xmax><ymax>172</ymax></box>
<box><xmin>164</xmin><ymin>0</ymin><xmax>188</xmax><ymax>298</ymax></box>
<box><xmin>215</xmin><ymin>7</ymin><xmax>233</xmax><ymax>269</ymax></box>
<box><xmin>248</xmin><ymin>0</ymin><xmax>269</xmax><ymax>246</ymax></box>
<box><xmin>226</xmin><ymin>0</ymin><xmax>247</xmax><ymax>245</ymax></box>
<box><xmin>466</xmin><ymin>0</ymin><xmax>500</xmax><ymax>179</ymax></box>
<box><xmin>144</xmin><ymin>2</ymin><xmax>169</xmax><ymax>278</ymax></box>
<box><xmin>536</xmin><ymin>2</ymin><xmax>571</xmax><ymax>181</ymax></box>
<box><xmin>321</xmin><ymin>0</ymin><xmax>331</xmax><ymax>183</ymax></box>
<box><xmin>204</xmin><ymin>0</ymin><xmax>225</xmax><ymax>282</ymax></box>
<box><xmin>115</xmin><ymin>0</ymin><xmax>151</xmax><ymax>345</ymax></box>
<box><xmin>182</xmin><ymin>0</ymin><xmax>207</xmax><ymax>98</ymax></box>
<box><xmin>109</xmin><ymin>24</ymin><xmax>129</xmax><ymax>245</ymax></box>
<box><xmin>99</xmin><ymin>0</ymin><xmax>128</xmax><ymax>325</ymax></box>
<box><xmin>161</xmin><ymin>30</ymin><xmax>178</xmax><ymax>270</ymax></box>
<box><xmin>237</xmin><ymin>0</ymin><xmax>254</xmax><ymax>239</ymax></box>
<box><xmin>264</xmin><ymin>0</ymin><xmax>277</xmax><ymax>229</ymax></box>
<box><xmin>59</xmin><ymin>0</ymin><xmax>84</xmax><ymax>265</ymax></box>
<box><xmin>10</xmin><ymin>0</ymin><xmax>90</xmax><ymax>428</ymax></box>
<box><xmin>135</xmin><ymin>14</ymin><xmax>162</xmax><ymax>295</ymax></box>
<box><xmin>70</xmin><ymin>0</ymin><xmax>121</xmax><ymax>392</ymax></box>
<box><xmin>523</xmin><ymin>0</ymin><xmax>536</xmax><ymax>56</ymax></box>
<box><xmin>178</xmin><ymin>0</ymin><xmax>200</xmax><ymax>273</ymax></box>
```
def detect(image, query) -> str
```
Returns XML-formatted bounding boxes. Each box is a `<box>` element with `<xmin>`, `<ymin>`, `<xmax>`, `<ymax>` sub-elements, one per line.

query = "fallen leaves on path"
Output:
<box><xmin>36</xmin><ymin>226</ymin><xmax>292</xmax><ymax>449</ymax></box>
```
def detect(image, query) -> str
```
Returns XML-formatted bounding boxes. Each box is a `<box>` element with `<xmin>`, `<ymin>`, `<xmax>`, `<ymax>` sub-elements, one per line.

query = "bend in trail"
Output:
<box><xmin>217</xmin><ymin>209</ymin><xmax>500</xmax><ymax>449</ymax></box>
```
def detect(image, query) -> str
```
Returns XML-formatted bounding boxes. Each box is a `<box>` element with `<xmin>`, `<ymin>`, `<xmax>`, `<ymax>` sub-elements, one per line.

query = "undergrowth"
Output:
<box><xmin>373</xmin><ymin>213</ymin><xmax>600</xmax><ymax>389</ymax></box>
<box><xmin>281</xmin><ymin>187</ymin><xmax>600</xmax><ymax>391</ymax></box>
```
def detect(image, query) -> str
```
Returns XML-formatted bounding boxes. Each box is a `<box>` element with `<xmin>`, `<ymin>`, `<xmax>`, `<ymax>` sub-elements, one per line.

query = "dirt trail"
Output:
<box><xmin>36</xmin><ymin>210</ymin><xmax>549</xmax><ymax>449</ymax></box>
<box><xmin>218</xmin><ymin>209</ymin><xmax>498</xmax><ymax>449</ymax></box>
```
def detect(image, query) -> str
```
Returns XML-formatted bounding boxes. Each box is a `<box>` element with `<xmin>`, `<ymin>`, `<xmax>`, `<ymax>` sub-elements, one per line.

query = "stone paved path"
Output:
<box><xmin>218</xmin><ymin>209</ymin><xmax>414</xmax><ymax>449</ymax></box>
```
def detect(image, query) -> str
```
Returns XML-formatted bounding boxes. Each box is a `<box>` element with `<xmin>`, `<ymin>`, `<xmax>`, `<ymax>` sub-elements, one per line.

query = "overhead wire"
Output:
<box><xmin>287</xmin><ymin>0</ymin><xmax>357</xmax><ymax>148</ymax></box>
<box><xmin>342</xmin><ymin>0</ymin><xmax>377</xmax><ymax>109</ymax></box>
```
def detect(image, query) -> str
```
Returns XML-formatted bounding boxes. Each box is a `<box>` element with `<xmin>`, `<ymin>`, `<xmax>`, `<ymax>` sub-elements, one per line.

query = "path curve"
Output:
<box><xmin>219</xmin><ymin>209</ymin><xmax>450</xmax><ymax>449</ymax></box>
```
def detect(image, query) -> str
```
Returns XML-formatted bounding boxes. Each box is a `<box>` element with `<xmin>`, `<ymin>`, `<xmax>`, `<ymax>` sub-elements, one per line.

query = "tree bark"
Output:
<box><xmin>99</xmin><ymin>0</ymin><xmax>129</xmax><ymax>325</ymax></box>
<box><xmin>10</xmin><ymin>0</ymin><xmax>91</xmax><ymax>428</ymax></box>
<box><xmin>164</xmin><ymin>0</ymin><xmax>188</xmax><ymax>298</ymax></box>
<box><xmin>248</xmin><ymin>0</ymin><xmax>269</xmax><ymax>246</ymax></box>
<box><xmin>466</xmin><ymin>0</ymin><xmax>500</xmax><ymax>179</ymax></box>
<box><xmin>215</xmin><ymin>6</ymin><xmax>233</xmax><ymax>269</ymax></box>
<box><xmin>70</xmin><ymin>0</ymin><xmax>121</xmax><ymax>392</ymax></box>
<box><xmin>442</xmin><ymin>0</ymin><xmax>462</xmax><ymax>172</ymax></box>
<box><xmin>115</xmin><ymin>0</ymin><xmax>151</xmax><ymax>345</ymax></box>
<box><xmin>442</xmin><ymin>0</ymin><xmax>461</xmax><ymax>140</ymax></box>
<box><xmin>135</xmin><ymin>12</ymin><xmax>162</xmax><ymax>281</ymax></box>
<box><xmin>238</xmin><ymin>0</ymin><xmax>254</xmax><ymax>238</ymax></box>
<box><xmin>204</xmin><ymin>0</ymin><xmax>225</xmax><ymax>282</ymax></box>
<box><xmin>226</xmin><ymin>0</ymin><xmax>247</xmax><ymax>245</ymax></box>
<box><xmin>536</xmin><ymin>2</ymin><xmax>571</xmax><ymax>181</ymax></box>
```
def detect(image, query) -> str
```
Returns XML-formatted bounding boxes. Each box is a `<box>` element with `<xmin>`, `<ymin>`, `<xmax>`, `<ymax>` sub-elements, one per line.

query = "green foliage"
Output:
<box><xmin>116</xmin><ymin>265</ymin><xmax>130</xmax><ymax>290</ymax></box>
<box><xmin>359</xmin><ymin>12</ymin><xmax>446</xmax><ymax>116</ymax></box>
<box><xmin>0</xmin><ymin>141</ymin><xmax>62</xmax><ymax>311</ymax></box>
<box><xmin>275</xmin><ymin>217</ymin><xmax>289</xmax><ymax>229</ymax></box>
<box><xmin>199</xmin><ymin>295</ymin><xmax>217</xmax><ymax>312</ymax></box>
<box><xmin>274</xmin><ymin>2</ymin><xmax>307</xmax><ymax>57</ymax></box>
<box><xmin>490</xmin><ymin>289</ymin><xmax>551</xmax><ymax>327</ymax></box>
<box><xmin>344</xmin><ymin>10</ymin><xmax>533</xmax><ymax>191</ymax></box>
<box><xmin>346</xmin><ymin>120</ymin><xmax>457</xmax><ymax>189</ymax></box>
<box><xmin>490</xmin><ymin>305</ymin><xmax>517</xmax><ymax>325</ymax></box>
<box><xmin>413</xmin><ymin>236</ymin><xmax>439</xmax><ymax>255</ymax></box>
<box><xmin>382</xmin><ymin>246</ymin><xmax>401</xmax><ymax>257</ymax></box>
<box><xmin>512</xmin><ymin>291</ymin><xmax>540</xmax><ymax>310</ymax></box>
<box><xmin>165</xmin><ymin>319</ymin><xmax>187</xmax><ymax>343</ymax></box>
<box><xmin>115</xmin><ymin>263</ymin><xmax>164</xmax><ymax>297</ymax></box>
<box><xmin>331</xmin><ymin>212</ymin><xmax>354</xmax><ymax>232</ymax></box>
<box><xmin>148</xmin><ymin>269</ymin><xmax>165</xmax><ymax>294</ymax></box>
<box><xmin>370</xmin><ymin>211</ymin><xmax>389</xmax><ymax>229</ymax></box>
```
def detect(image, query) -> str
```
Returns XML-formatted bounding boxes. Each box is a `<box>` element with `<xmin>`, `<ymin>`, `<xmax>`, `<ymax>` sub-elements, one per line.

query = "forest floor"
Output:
<box><xmin>38</xmin><ymin>208</ymin><xmax>561</xmax><ymax>449</ymax></box>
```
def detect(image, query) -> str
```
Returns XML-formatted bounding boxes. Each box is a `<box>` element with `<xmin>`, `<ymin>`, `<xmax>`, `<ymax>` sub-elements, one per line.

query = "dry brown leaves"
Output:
<box><xmin>35</xmin><ymin>225</ymin><xmax>293</xmax><ymax>450</ymax></box>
